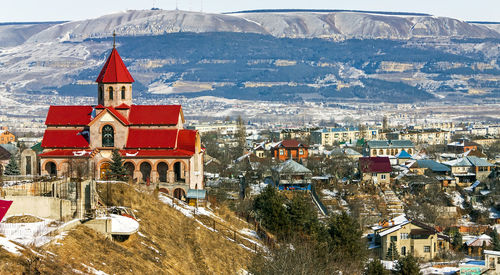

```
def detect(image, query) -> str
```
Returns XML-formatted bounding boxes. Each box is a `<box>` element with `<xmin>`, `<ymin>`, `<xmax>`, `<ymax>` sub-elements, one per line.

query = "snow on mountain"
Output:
<box><xmin>5</xmin><ymin>9</ymin><xmax>499</xmax><ymax>45</ymax></box>
<box><xmin>25</xmin><ymin>10</ymin><xmax>269</xmax><ymax>43</ymax></box>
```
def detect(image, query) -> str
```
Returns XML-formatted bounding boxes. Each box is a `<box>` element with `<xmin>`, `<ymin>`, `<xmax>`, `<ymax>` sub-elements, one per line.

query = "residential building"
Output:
<box><xmin>386</xmin><ymin>129</ymin><xmax>451</xmax><ymax>145</ymax></box>
<box><xmin>311</xmin><ymin>127</ymin><xmax>378</xmax><ymax>146</ymax></box>
<box><xmin>186</xmin><ymin>121</ymin><xmax>238</xmax><ymax>135</ymax></box>
<box><xmin>485</xmin><ymin>250</ymin><xmax>500</xmax><ymax>274</ymax></box>
<box><xmin>364</xmin><ymin>140</ymin><xmax>415</xmax><ymax>157</ymax></box>
<box><xmin>359</xmin><ymin>157</ymin><xmax>391</xmax><ymax>185</ymax></box>
<box><xmin>270</xmin><ymin>128</ymin><xmax>315</xmax><ymax>141</ymax></box>
<box><xmin>464</xmin><ymin>234</ymin><xmax>491</xmax><ymax>257</ymax></box>
<box><xmin>271</xmin><ymin>140</ymin><xmax>308</xmax><ymax>162</ymax></box>
<box><xmin>413</xmin><ymin>159</ymin><xmax>455</xmax><ymax>188</ymax></box>
<box><xmin>0</xmin><ymin>126</ymin><xmax>15</xmax><ymax>144</ymax></box>
<box><xmin>371</xmin><ymin>215</ymin><xmax>450</xmax><ymax>261</ymax></box>
<box><xmin>447</xmin><ymin>139</ymin><xmax>480</xmax><ymax>153</ymax></box>
<box><xmin>272</xmin><ymin>159</ymin><xmax>312</xmax><ymax>191</ymax></box>
<box><xmin>443</xmin><ymin>156</ymin><xmax>494</xmax><ymax>185</ymax></box>
<box><xmin>39</xmin><ymin>45</ymin><xmax>204</xmax><ymax>201</ymax></box>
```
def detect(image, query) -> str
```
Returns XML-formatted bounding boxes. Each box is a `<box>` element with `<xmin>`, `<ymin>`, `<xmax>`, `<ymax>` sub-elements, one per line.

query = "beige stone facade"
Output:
<box><xmin>374</xmin><ymin>219</ymin><xmax>449</xmax><ymax>261</ymax></box>
<box><xmin>40</xmin><ymin>47</ymin><xmax>204</xmax><ymax>200</ymax></box>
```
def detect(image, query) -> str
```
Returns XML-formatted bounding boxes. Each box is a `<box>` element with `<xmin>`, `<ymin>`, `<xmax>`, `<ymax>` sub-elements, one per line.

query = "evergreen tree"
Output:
<box><xmin>394</xmin><ymin>255</ymin><xmax>421</xmax><ymax>275</ymax></box>
<box><xmin>450</xmin><ymin>228</ymin><xmax>463</xmax><ymax>251</ymax></box>
<box><xmin>4</xmin><ymin>155</ymin><xmax>20</xmax><ymax>175</ymax></box>
<box><xmin>327</xmin><ymin>212</ymin><xmax>367</xmax><ymax>266</ymax></box>
<box><xmin>490</xmin><ymin>229</ymin><xmax>500</xmax><ymax>251</ymax></box>
<box><xmin>386</xmin><ymin>241</ymin><xmax>400</xmax><ymax>261</ymax></box>
<box><xmin>287</xmin><ymin>193</ymin><xmax>321</xmax><ymax>237</ymax></box>
<box><xmin>253</xmin><ymin>185</ymin><xmax>291</xmax><ymax>238</ymax></box>
<box><xmin>109</xmin><ymin>149</ymin><xmax>127</xmax><ymax>181</ymax></box>
<box><xmin>364</xmin><ymin>259</ymin><xmax>389</xmax><ymax>275</ymax></box>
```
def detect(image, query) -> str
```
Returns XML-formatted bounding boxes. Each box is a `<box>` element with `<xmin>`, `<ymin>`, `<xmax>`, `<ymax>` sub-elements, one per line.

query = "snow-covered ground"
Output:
<box><xmin>0</xmin><ymin>215</ymin><xmax>80</xmax><ymax>248</ymax></box>
<box><xmin>108</xmin><ymin>214</ymin><xmax>139</xmax><ymax>234</ymax></box>
<box><xmin>0</xmin><ymin>236</ymin><xmax>24</xmax><ymax>255</ymax></box>
<box><xmin>321</xmin><ymin>189</ymin><xmax>338</xmax><ymax>199</ymax></box>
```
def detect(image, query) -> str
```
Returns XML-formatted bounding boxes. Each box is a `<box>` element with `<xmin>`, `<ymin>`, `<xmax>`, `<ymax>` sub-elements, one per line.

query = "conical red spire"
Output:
<box><xmin>96</xmin><ymin>48</ymin><xmax>134</xmax><ymax>83</ymax></box>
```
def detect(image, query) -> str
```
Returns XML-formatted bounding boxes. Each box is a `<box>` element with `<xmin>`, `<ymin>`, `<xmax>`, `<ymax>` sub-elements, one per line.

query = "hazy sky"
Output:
<box><xmin>2</xmin><ymin>0</ymin><xmax>500</xmax><ymax>22</ymax></box>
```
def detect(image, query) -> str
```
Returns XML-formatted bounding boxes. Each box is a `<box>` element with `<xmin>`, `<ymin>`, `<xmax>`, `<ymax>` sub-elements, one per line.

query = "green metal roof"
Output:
<box><xmin>186</xmin><ymin>189</ymin><xmax>206</xmax><ymax>199</ymax></box>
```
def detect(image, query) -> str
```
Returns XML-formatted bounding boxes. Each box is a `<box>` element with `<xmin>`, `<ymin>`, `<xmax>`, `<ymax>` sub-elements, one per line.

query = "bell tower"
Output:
<box><xmin>96</xmin><ymin>32</ymin><xmax>134</xmax><ymax>107</ymax></box>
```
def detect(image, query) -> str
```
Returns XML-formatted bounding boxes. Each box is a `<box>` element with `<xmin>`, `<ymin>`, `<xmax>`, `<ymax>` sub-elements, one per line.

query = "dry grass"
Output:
<box><xmin>4</xmin><ymin>215</ymin><xmax>43</xmax><ymax>223</ymax></box>
<box><xmin>0</xmin><ymin>182</ymin><xmax>258</xmax><ymax>274</ymax></box>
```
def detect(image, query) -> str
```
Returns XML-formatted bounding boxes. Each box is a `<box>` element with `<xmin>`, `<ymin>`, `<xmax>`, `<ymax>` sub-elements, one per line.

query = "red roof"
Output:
<box><xmin>39</xmin><ymin>149</ymin><xmax>92</xmax><ymax>157</ymax></box>
<box><xmin>96</xmin><ymin>48</ymin><xmax>134</xmax><ymax>83</ymax></box>
<box><xmin>276</xmin><ymin>140</ymin><xmax>307</xmax><ymax>148</ymax></box>
<box><xmin>128</xmin><ymin>105</ymin><xmax>182</xmax><ymax>125</ymax></box>
<box><xmin>177</xmin><ymin>130</ymin><xmax>197</xmax><ymax>152</ymax></box>
<box><xmin>359</xmin><ymin>157</ymin><xmax>392</xmax><ymax>173</ymax></box>
<box><xmin>115</xmin><ymin>103</ymin><xmax>130</xmax><ymax>109</ymax></box>
<box><xmin>120</xmin><ymin>149</ymin><xmax>194</xmax><ymax>158</ymax></box>
<box><xmin>42</xmin><ymin>129</ymin><xmax>89</xmax><ymax>149</ymax></box>
<box><xmin>45</xmin><ymin>106</ymin><xmax>93</xmax><ymax>126</ymax></box>
<box><xmin>126</xmin><ymin>129</ymin><xmax>178</xmax><ymax>149</ymax></box>
<box><xmin>95</xmin><ymin>104</ymin><xmax>105</xmax><ymax>109</ymax></box>
<box><xmin>105</xmin><ymin>106</ymin><xmax>129</xmax><ymax>125</ymax></box>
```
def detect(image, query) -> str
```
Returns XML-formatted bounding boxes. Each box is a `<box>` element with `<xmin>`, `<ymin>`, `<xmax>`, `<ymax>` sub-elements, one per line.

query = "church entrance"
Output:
<box><xmin>45</xmin><ymin>162</ymin><xmax>57</xmax><ymax>177</ymax></box>
<box><xmin>124</xmin><ymin>162</ymin><xmax>135</xmax><ymax>179</ymax></box>
<box><xmin>140</xmin><ymin>162</ymin><xmax>151</xmax><ymax>183</ymax></box>
<box><xmin>173</xmin><ymin>188</ymin><xmax>185</xmax><ymax>201</ymax></box>
<box><xmin>157</xmin><ymin>162</ymin><xmax>168</xmax><ymax>183</ymax></box>
<box><xmin>100</xmin><ymin>162</ymin><xmax>111</xmax><ymax>180</ymax></box>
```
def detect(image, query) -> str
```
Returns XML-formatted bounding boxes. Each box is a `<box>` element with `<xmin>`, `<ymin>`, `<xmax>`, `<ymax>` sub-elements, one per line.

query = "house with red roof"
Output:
<box><xmin>271</xmin><ymin>140</ymin><xmax>308</xmax><ymax>161</ymax></box>
<box><xmin>39</xmin><ymin>44</ymin><xmax>204</xmax><ymax>201</ymax></box>
<box><xmin>359</xmin><ymin>156</ymin><xmax>391</xmax><ymax>184</ymax></box>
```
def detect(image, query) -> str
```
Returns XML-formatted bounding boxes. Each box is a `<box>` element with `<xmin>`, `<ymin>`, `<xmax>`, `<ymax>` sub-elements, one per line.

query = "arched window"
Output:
<box><xmin>121</xmin><ymin>86</ymin><xmax>126</xmax><ymax>99</ymax></box>
<box><xmin>109</xmin><ymin>87</ymin><xmax>114</xmax><ymax>100</ymax></box>
<box><xmin>99</xmin><ymin>86</ymin><xmax>103</xmax><ymax>101</ymax></box>
<box><xmin>102</xmin><ymin>125</ymin><xmax>114</xmax><ymax>147</ymax></box>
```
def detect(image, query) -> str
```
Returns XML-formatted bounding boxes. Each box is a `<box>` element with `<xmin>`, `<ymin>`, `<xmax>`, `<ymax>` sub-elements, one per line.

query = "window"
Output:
<box><xmin>279</xmin><ymin>149</ymin><xmax>284</xmax><ymax>156</ymax></box>
<box><xmin>109</xmin><ymin>87</ymin><xmax>113</xmax><ymax>100</ymax></box>
<box><xmin>299</xmin><ymin>149</ymin><xmax>304</xmax><ymax>155</ymax></box>
<box><xmin>381</xmin><ymin>174</ymin><xmax>386</xmax><ymax>180</ymax></box>
<box><xmin>99</xmin><ymin>86</ymin><xmax>103</xmax><ymax>101</ymax></box>
<box><xmin>401</xmin><ymin>246</ymin><xmax>406</xmax><ymax>256</ymax></box>
<box><xmin>400</xmin><ymin>233</ymin><xmax>409</xmax><ymax>240</ymax></box>
<box><xmin>424</xmin><ymin>246</ymin><xmax>430</xmax><ymax>253</ymax></box>
<box><xmin>121</xmin><ymin>86</ymin><xmax>126</xmax><ymax>99</ymax></box>
<box><xmin>390</xmin><ymin>236</ymin><xmax>397</xmax><ymax>242</ymax></box>
<box><xmin>102</xmin><ymin>125</ymin><xmax>114</xmax><ymax>147</ymax></box>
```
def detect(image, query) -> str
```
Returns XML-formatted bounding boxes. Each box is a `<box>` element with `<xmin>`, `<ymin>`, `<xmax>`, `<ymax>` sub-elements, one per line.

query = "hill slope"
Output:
<box><xmin>0</xmin><ymin>182</ymin><xmax>259</xmax><ymax>274</ymax></box>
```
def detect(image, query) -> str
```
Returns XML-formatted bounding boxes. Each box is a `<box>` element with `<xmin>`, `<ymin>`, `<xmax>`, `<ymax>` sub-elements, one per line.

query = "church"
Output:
<box><xmin>39</xmin><ymin>43</ymin><xmax>204</xmax><ymax>200</ymax></box>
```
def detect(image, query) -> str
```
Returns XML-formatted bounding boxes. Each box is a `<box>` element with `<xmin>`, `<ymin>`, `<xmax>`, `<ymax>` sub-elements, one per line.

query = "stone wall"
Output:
<box><xmin>3</xmin><ymin>196</ymin><xmax>73</xmax><ymax>221</ymax></box>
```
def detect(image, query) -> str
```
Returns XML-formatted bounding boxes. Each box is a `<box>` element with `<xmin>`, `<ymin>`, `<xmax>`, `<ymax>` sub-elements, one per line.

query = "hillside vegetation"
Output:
<box><xmin>0</xmin><ymin>182</ymin><xmax>257</xmax><ymax>274</ymax></box>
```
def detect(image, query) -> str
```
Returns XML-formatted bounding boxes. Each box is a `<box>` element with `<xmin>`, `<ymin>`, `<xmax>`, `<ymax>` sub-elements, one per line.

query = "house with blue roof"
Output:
<box><xmin>443</xmin><ymin>156</ymin><xmax>494</xmax><ymax>186</ymax></box>
<box><xmin>412</xmin><ymin>159</ymin><xmax>455</xmax><ymax>188</ymax></box>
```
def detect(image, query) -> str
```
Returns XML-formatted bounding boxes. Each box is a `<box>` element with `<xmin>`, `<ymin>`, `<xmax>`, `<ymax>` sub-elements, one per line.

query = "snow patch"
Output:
<box><xmin>0</xmin><ymin>236</ymin><xmax>23</xmax><ymax>255</ymax></box>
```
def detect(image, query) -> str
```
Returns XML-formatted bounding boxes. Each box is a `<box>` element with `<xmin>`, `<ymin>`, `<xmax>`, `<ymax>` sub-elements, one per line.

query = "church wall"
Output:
<box><xmin>89</xmin><ymin>115</ymin><xmax>128</xmax><ymax>149</ymax></box>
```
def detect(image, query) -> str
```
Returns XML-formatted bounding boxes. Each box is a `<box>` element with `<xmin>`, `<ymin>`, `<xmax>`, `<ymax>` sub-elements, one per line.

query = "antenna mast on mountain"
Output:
<box><xmin>112</xmin><ymin>30</ymin><xmax>116</xmax><ymax>49</ymax></box>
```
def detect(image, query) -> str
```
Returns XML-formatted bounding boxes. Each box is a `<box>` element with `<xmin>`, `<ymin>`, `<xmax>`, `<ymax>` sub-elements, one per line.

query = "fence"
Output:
<box><xmin>1</xmin><ymin>179</ymin><xmax>76</xmax><ymax>201</ymax></box>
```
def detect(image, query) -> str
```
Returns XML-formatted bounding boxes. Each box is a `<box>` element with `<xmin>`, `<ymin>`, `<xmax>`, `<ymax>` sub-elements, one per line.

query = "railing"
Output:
<box><xmin>161</xmin><ymin>192</ymin><xmax>267</xmax><ymax>253</ymax></box>
<box><xmin>310</xmin><ymin>184</ymin><xmax>329</xmax><ymax>216</ymax></box>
